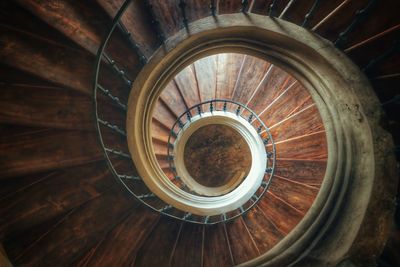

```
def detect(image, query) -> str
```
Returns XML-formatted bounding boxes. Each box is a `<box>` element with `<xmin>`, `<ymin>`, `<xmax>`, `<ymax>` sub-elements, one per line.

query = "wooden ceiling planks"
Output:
<box><xmin>174</xmin><ymin>65</ymin><xmax>202</xmax><ymax>108</ymax></box>
<box><xmin>231</xmin><ymin>56</ymin><xmax>271</xmax><ymax>105</ymax></box>
<box><xmin>216</xmin><ymin>53</ymin><xmax>245</xmax><ymax>109</ymax></box>
<box><xmin>259</xmin><ymin>82</ymin><xmax>311</xmax><ymax>127</ymax></box>
<box><xmin>159</xmin><ymin>81</ymin><xmax>189</xmax><ymax>117</ymax></box>
<box><xmin>275</xmin><ymin>159</ymin><xmax>326</xmax><ymax>187</ymax></box>
<box><xmin>0</xmin><ymin>84</ymin><xmax>93</xmax><ymax>130</ymax></box>
<box><xmin>11</xmin><ymin>188</ymin><xmax>136</xmax><ymax>266</ymax></box>
<box><xmin>194</xmin><ymin>56</ymin><xmax>217</xmax><ymax>103</ymax></box>
<box><xmin>147</xmin><ymin>0</ymin><xmax>183</xmax><ymax>37</ymax></box>
<box><xmin>152</xmin><ymin>100</ymin><xmax>177</xmax><ymax>131</ymax></box>
<box><xmin>258</xmin><ymin>191</ymin><xmax>304</xmax><ymax>235</ymax></box>
<box><xmin>225</xmin><ymin>217</ymin><xmax>260</xmax><ymax>265</ymax></box>
<box><xmin>170</xmin><ymin>223</ymin><xmax>204</xmax><ymax>267</ymax></box>
<box><xmin>203</xmin><ymin>223</ymin><xmax>234</xmax><ymax>267</ymax></box>
<box><xmin>247</xmin><ymin>67</ymin><xmax>294</xmax><ymax>115</ymax></box>
<box><xmin>243</xmin><ymin>206</ymin><xmax>284</xmax><ymax>253</ymax></box>
<box><xmin>273</xmin><ymin>131</ymin><xmax>328</xmax><ymax>161</ymax></box>
<box><xmin>84</xmin><ymin>206</ymin><xmax>160</xmax><ymax>267</ymax></box>
<box><xmin>185</xmin><ymin>0</ymin><xmax>211</xmax><ymax>23</ymax></box>
<box><xmin>133</xmin><ymin>217</ymin><xmax>183</xmax><ymax>267</ymax></box>
<box><xmin>0</xmin><ymin>162</ymin><xmax>115</xmax><ymax>241</ymax></box>
<box><xmin>268</xmin><ymin>176</ymin><xmax>319</xmax><ymax>214</ymax></box>
<box><xmin>269</xmin><ymin>104</ymin><xmax>325</xmax><ymax>143</ymax></box>
<box><xmin>0</xmin><ymin>130</ymin><xmax>103</xmax><ymax>179</ymax></box>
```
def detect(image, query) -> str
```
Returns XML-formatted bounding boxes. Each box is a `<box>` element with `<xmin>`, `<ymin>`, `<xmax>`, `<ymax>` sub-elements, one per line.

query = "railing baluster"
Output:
<box><xmin>102</xmin><ymin>53</ymin><xmax>132</xmax><ymax>86</ymax></box>
<box><xmin>248</xmin><ymin>113</ymin><xmax>253</xmax><ymax>123</ymax></box>
<box><xmin>117</xmin><ymin>21</ymin><xmax>147</xmax><ymax>64</ymax></box>
<box><xmin>179</xmin><ymin>0</ymin><xmax>189</xmax><ymax>29</ymax></box>
<box><xmin>159</xmin><ymin>205</ymin><xmax>173</xmax><ymax>212</ymax></box>
<box><xmin>137</xmin><ymin>193</ymin><xmax>156</xmax><ymax>199</ymax></box>
<box><xmin>118</xmin><ymin>174</ymin><xmax>141</xmax><ymax>181</ymax></box>
<box><xmin>279</xmin><ymin>0</ymin><xmax>296</xmax><ymax>19</ymax></box>
<box><xmin>236</xmin><ymin>105</ymin><xmax>241</xmax><ymax>115</ymax></box>
<box><xmin>334</xmin><ymin>0</ymin><xmax>378</xmax><ymax>48</ymax></box>
<box><xmin>269</xmin><ymin>0</ymin><xmax>278</xmax><ymax>17</ymax></box>
<box><xmin>186</xmin><ymin>111</ymin><xmax>192</xmax><ymax>122</ymax></box>
<box><xmin>223</xmin><ymin>101</ymin><xmax>227</xmax><ymax>112</ymax></box>
<box><xmin>97</xmin><ymin>84</ymin><xmax>127</xmax><ymax>111</ymax></box>
<box><xmin>210</xmin><ymin>101</ymin><xmax>214</xmax><ymax>112</ymax></box>
<box><xmin>105</xmin><ymin>147</ymin><xmax>131</xmax><ymax>159</ymax></box>
<box><xmin>144</xmin><ymin>1</ymin><xmax>165</xmax><ymax>43</ymax></box>
<box><xmin>241</xmin><ymin>0</ymin><xmax>249</xmax><ymax>13</ymax></box>
<box><xmin>302</xmin><ymin>0</ymin><xmax>323</xmax><ymax>28</ymax></box>
<box><xmin>183</xmin><ymin>212</ymin><xmax>192</xmax><ymax>220</ymax></box>
<box><xmin>265</xmin><ymin>167</ymin><xmax>273</xmax><ymax>174</ymax></box>
<box><xmin>98</xmin><ymin>118</ymin><xmax>126</xmax><ymax>136</ymax></box>
<box><xmin>210</xmin><ymin>0</ymin><xmax>217</xmax><ymax>16</ymax></box>
<box><xmin>197</xmin><ymin>105</ymin><xmax>202</xmax><ymax>115</ymax></box>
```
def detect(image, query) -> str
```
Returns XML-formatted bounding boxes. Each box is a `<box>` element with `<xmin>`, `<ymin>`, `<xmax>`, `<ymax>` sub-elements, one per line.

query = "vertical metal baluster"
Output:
<box><xmin>236</xmin><ymin>105</ymin><xmax>241</xmax><ymax>116</ymax></box>
<box><xmin>186</xmin><ymin>111</ymin><xmax>192</xmax><ymax>122</ymax></box>
<box><xmin>257</xmin><ymin>125</ymin><xmax>263</xmax><ymax>133</ymax></box>
<box><xmin>144</xmin><ymin>1</ymin><xmax>165</xmax><ymax>43</ymax></box>
<box><xmin>302</xmin><ymin>0</ymin><xmax>323</xmax><ymax>28</ymax></box>
<box><xmin>248</xmin><ymin>113</ymin><xmax>254</xmax><ymax>123</ymax></box>
<box><xmin>269</xmin><ymin>0</ymin><xmax>278</xmax><ymax>17</ymax></box>
<box><xmin>241</xmin><ymin>0</ymin><xmax>249</xmax><ymax>13</ymax></box>
<box><xmin>210</xmin><ymin>0</ymin><xmax>217</xmax><ymax>16</ymax></box>
<box><xmin>197</xmin><ymin>105</ymin><xmax>202</xmax><ymax>116</ymax></box>
<box><xmin>210</xmin><ymin>101</ymin><xmax>214</xmax><ymax>112</ymax></box>
<box><xmin>179</xmin><ymin>0</ymin><xmax>189</xmax><ymax>29</ymax></box>
<box><xmin>335</xmin><ymin>0</ymin><xmax>378</xmax><ymax>48</ymax></box>
<box><xmin>223</xmin><ymin>101</ymin><xmax>227</xmax><ymax>112</ymax></box>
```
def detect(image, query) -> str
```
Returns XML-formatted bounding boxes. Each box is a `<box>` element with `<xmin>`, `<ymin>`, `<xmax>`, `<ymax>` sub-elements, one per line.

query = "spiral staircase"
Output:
<box><xmin>0</xmin><ymin>0</ymin><xmax>399</xmax><ymax>266</ymax></box>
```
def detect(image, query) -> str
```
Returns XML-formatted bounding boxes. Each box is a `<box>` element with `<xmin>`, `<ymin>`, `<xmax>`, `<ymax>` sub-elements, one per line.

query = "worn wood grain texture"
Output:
<box><xmin>259</xmin><ymin>83</ymin><xmax>311</xmax><ymax>127</ymax></box>
<box><xmin>170</xmin><ymin>223</ymin><xmax>203</xmax><ymax>267</ymax></box>
<box><xmin>270</xmin><ymin>104</ymin><xmax>325</xmax><ymax>142</ymax></box>
<box><xmin>247</xmin><ymin>68</ymin><xmax>294</xmax><ymax>115</ymax></box>
<box><xmin>243</xmin><ymin>206</ymin><xmax>284</xmax><ymax>253</ymax></box>
<box><xmin>194</xmin><ymin>55</ymin><xmax>217</xmax><ymax>102</ymax></box>
<box><xmin>11</xmin><ymin>188</ymin><xmax>135</xmax><ymax>266</ymax></box>
<box><xmin>85</xmin><ymin>206</ymin><xmax>160</xmax><ymax>267</ymax></box>
<box><xmin>225</xmin><ymin>218</ymin><xmax>259</xmax><ymax>265</ymax></box>
<box><xmin>269</xmin><ymin>176</ymin><xmax>319</xmax><ymax>214</ymax></box>
<box><xmin>275</xmin><ymin>159</ymin><xmax>326</xmax><ymax>187</ymax></box>
<box><xmin>231</xmin><ymin>55</ymin><xmax>270</xmax><ymax>105</ymax></box>
<box><xmin>216</xmin><ymin>53</ymin><xmax>245</xmax><ymax>100</ymax></box>
<box><xmin>174</xmin><ymin>65</ymin><xmax>201</xmax><ymax>108</ymax></box>
<box><xmin>0</xmin><ymin>1</ymin><xmax>81</xmax><ymax>51</ymax></box>
<box><xmin>0</xmin><ymin>162</ymin><xmax>115</xmax><ymax>241</ymax></box>
<box><xmin>0</xmin><ymin>84</ymin><xmax>122</xmax><ymax>130</ymax></box>
<box><xmin>147</xmin><ymin>0</ymin><xmax>183</xmax><ymax>37</ymax></box>
<box><xmin>203</xmin><ymin>223</ymin><xmax>234</xmax><ymax>267</ymax></box>
<box><xmin>15</xmin><ymin>0</ymin><xmax>141</xmax><ymax>78</ymax></box>
<box><xmin>273</xmin><ymin>131</ymin><xmax>328</xmax><ymax>160</ymax></box>
<box><xmin>0</xmin><ymin>130</ymin><xmax>103</xmax><ymax>178</ymax></box>
<box><xmin>152</xmin><ymin>100</ymin><xmax>177</xmax><ymax>131</ymax></box>
<box><xmin>258</xmin><ymin>191</ymin><xmax>304</xmax><ymax>235</ymax></box>
<box><xmin>218</xmin><ymin>0</ymin><xmax>242</xmax><ymax>14</ymax></box>
<box><xmin>134</xmin><ymin>218</ymin><xmax>182</xmax><ymax>267</ymax></box>
<box><xmin>160</xmin><ymin>81</ymin><xmax>188</xmax><ymax>117</ymax></box>
<box><xmin>185</xmin><ymin>0</ymin><xmax>211</xmax><ymax>22</ymax></box>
